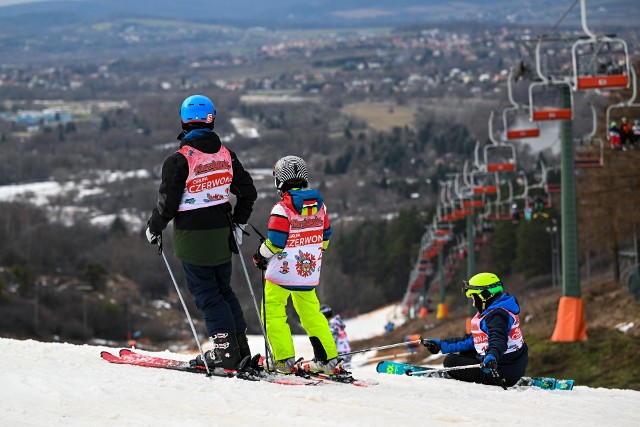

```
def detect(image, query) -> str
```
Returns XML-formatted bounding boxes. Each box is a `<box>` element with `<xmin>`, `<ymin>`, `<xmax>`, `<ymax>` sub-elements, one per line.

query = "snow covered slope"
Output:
<box><xmin>1</xmin><ymin>334</ymin><xmax>638</xmax><ymax>426</ymax></box>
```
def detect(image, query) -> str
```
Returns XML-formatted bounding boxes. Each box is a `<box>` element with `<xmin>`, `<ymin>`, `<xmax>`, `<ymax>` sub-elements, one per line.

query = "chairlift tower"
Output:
<box><xmin>548</xmin><ymin>0</ymin><xmax>634</xmax><ymax>341</ymax></box>
<box><xmin>529</xmin><ymin>51</ymin><xmax>587</xmax><ymax>341</ymax></box>
<box><xmin>466</xmin><ymin>205</ymin><xmax>476</xmax><ymax>322</ymax></box>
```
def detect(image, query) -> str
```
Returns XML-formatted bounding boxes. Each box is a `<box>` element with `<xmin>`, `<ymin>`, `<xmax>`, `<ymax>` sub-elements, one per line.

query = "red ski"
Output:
<box><xmin>100</xmin><ymin>349</ymin><xmax>323</xmax><ymax>385</ymax></box>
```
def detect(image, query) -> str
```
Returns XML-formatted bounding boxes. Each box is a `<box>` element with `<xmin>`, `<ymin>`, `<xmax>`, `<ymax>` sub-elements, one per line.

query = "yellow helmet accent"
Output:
<box><xmin>463</xmin><ymin>272</ymin><xmax>503</xmax><ymax>299</ymax></box>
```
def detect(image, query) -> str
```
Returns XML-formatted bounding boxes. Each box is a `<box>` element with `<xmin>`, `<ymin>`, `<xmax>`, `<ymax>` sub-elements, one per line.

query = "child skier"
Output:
<box><xmin>422</xmin><ymin>272</ymin><xmax>528</xmax><ymax>387</ymax></box>
<box><xmin>320</xmin><ymin>305</ymin><xmax>352</xmax><ymax>369</ymax></box>
<box><xmin>252</xmin><ymin>156</ymin><xmax>341</xmax><ymax>375</ymax></box>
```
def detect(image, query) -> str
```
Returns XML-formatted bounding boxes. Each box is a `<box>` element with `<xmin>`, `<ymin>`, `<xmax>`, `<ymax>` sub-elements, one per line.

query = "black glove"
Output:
<box><xmin>422</xmin><ymin>339</ymin><xmax>441</xmax><ymax>354</ymax></box>
<box><xmin>252</xmin><ymin>249</ymin><xmax>269</xmax><ymax>271</ymax></box>
<box><xmin>481</xmin><ymin>354</ymin><xmax>497</xmax><ymax>373</ymax></box>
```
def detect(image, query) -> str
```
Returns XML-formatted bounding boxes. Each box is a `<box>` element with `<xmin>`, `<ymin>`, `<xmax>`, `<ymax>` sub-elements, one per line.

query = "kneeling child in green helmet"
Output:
<box><xmin>422</xmin><ymin>272</ymin><xmax>528</xmax><ymax>387</ymax></box>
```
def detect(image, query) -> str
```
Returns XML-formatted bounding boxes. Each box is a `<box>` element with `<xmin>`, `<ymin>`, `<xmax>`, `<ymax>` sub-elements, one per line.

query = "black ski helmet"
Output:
<box><xmin>320</xmin><ymin>304</ymin><xmax>333</xmax><ymax>318</ymax></box>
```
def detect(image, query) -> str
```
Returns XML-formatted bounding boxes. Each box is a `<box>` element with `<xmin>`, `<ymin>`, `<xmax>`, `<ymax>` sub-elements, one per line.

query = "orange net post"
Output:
<box><xmin>418</xmin><ymin>307</ymin><xmax>428</xmax><ymax>319</ymax></box>
<box><xmin>550</xmin><ymin>296</ymin><xmax>587</xmax><ymax>342</ymax></box>
<box><xmin>436</xmin><ymin>303</ymin><xmax>448</xmax><ymax>320</ymax></box>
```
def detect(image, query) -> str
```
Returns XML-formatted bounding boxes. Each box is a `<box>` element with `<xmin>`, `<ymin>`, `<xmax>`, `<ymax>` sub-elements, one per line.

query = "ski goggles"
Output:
<box><xmin>462</xmin><ymin>280</ymin><xmax>503</xmax><ymax>299</ymax></box>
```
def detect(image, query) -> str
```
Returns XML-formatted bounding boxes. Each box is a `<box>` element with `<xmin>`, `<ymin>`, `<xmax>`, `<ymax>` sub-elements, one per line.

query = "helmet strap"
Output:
<box><xmin>278</xmin><ymin>179</ymin><xmax>308</xmax><ymax>193</ymax></box>
<box><xmin>471</xmin><ymin>294</ymin><xmax>485</xmax><ymax>312</ymax></box>
<box><xmin>182</xmin><ymin>122</ymin><xmax>214</xmax><ymax>133</ymax></box>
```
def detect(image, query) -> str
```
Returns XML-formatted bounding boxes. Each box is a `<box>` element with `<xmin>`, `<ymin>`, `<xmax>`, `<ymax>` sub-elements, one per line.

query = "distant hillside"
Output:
<box><xmin>1</xmin><ymin>0</ymin><xmax>638</xmax><ymax>29</ymax></box>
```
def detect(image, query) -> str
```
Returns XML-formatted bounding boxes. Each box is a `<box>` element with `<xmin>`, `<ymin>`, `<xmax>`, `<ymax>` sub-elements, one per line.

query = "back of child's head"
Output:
<box><xmin>273</xmin><ymin>155</ymin><xmax>309</xmax><ymax>193</ymax></box>
<box><xmin>320</xmin><ymin>304</ymin><xmax>333</xmax><ymax>318</ymax></box>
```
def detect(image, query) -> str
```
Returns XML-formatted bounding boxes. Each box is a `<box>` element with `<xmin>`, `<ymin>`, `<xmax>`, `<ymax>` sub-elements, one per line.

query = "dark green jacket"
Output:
<box><xmin>148</xmin><ymin>128</ymin><xmax>257</xmax><ymax>265</ymax></box>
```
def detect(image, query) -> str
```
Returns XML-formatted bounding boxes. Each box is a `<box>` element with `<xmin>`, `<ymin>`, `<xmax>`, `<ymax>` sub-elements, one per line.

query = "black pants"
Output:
<box><xmin>443</xmin><ymin>351</ymin><xmax>520</xmax><ymax>387</ymax></box>
<box><xmin>182</xmin><ymin>260</ymin><xmax>247</xmax><ymax>336</ymax></box>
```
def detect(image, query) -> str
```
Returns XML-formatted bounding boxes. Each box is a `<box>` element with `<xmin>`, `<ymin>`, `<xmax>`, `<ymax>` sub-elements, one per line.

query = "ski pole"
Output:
<box><xmin>158</xmin><ymin>239</ymin><xmax>211</xmax><ymax>376</ymax></box>
<box><xmin>261</xmin><ymin>268</ymin><xmax>271</xmax><ymax>370</ymax></box>
<box><xmin>232</xmin><ymin>231</ymin><xmax>277</xmax><ymax>369</ymax></box>
<box><xmin>408</xmin><ymin>364</ymin><xmax>509</xmax><ymax>389</ymax></box>
<box><xmin>248</xmin><ymin>223</ymin><xmax>274</xmax><ymax>370</ymax></box>
<box><xmin>490</xmin><ymin>367</ymin><xmax>508</xmax><ymax>390</ymax></box>
<box><xmin>338</xmin><ymin>338</ymin><xmax>426</xmax><ymax>358</ymax></box>
<box><xmin>248</xmin><ymin>223</ymin><xmax>266</xmax><ymax>241</ymax></box>
<box><xmin>366</xmin><ymin>351</ymin><xmax>418</xmax><ymax>363</ymax></box>
<box><xmin>406</xmin><ymin>363</ymin><xmax>481</xmax><ymax>376</ymax></box>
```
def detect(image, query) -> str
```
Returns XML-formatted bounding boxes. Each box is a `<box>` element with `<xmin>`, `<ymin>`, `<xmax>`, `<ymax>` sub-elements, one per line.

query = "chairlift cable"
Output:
<box><xmin>544</xmin><ymin>0</ymin><xmax>580</xmax><ymax>39</ymax></box>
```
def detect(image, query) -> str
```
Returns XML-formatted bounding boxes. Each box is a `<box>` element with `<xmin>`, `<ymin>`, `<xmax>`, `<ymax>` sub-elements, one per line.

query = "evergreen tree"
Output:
<box><xmin>489</xmin><ymin>221</ymin><xmax>517</xmax><ymax>277</ymax></box>
<box><xmin>513</xmin><ymin>219</ymin><xmax>552</xmax><ymax>279</ymax></box>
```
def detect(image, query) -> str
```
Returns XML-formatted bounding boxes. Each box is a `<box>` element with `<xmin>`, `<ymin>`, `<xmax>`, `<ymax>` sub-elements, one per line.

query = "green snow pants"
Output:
<box><xmin>262</xmin><ymin>280</ymin><xmax>338</xmax><ymax>362</ymax></box>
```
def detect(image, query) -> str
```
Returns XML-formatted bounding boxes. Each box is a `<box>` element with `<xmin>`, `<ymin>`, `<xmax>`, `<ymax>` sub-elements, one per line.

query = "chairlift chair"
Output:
<box><xmin>572</xmin><ymin>37</ymin><xmax>630</xmax><ymax>90</ymax></box>
<box><xmin>469</xmin><ymin>169</ymin><xmax>498</xmax><ymax>195</ymax></box>
<box><xmin>544</xmin><ymin>167</ymin><xmax>561</xmax><ymax>194</ymax></box>
<box><xmin>484</xmin><ymin>143</ymin><xmax>517</xmax><ymax>172</ymax></box>
<box><xmin>574</xmin><ymin>137</ymin><xmax>604</xmax><ymax>168</ymax></box>
<box><xmin>502</xmin><ymin>68</ymin><xmax>541</xmax><ymax>139</ymax></box>
<box><xmin>529</xmin><ymin>81</ymin><xmax>574</xmax><ymax>121</ymax></box>
<box><xmin>605</xmin><ymin>67</ymin><xmax>640</xmax><ymax>146</ymax></box>
<box><xmin>529</xmin><ymin>35</ymin><xmax>574</xmax><ymax>121</ymax></box>
<box><xmin>510</xmin><ymin>170</ymin><xmax>530</xmax><ymax>209</ymax></box>
<box><xmin>503</xmin><ymin>106</ymin><xmax>541</xmax><ymax>139</ymax></box>
<box><xmin>571</xmin><ymin>0</ymin><xmax>630</xmax><ymax>91</ymax></box>
<box><xmin>485</xmin><ymin>110</ymin><xmax>517</xmax><ymax>172</ymax></box>
<box><xmin>574</xmin><ymin>102</ymin><xmax>604</xmax><ymax>168</ymax></box>
<box><xmin>462</xmin><ymin>199</ymin><xmax>484</xmax><ymax>209</ymax></box>
<box><xmin>485</xmin><ymin>179</ymin><xmax>514</xmax><ymax>221</ymax></box>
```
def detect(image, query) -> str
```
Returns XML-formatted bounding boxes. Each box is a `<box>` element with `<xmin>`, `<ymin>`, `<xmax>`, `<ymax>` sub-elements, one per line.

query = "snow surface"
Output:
<box><xmin>1</xmin><ymin>305</ymin><xmax>638</xmax><ymax>427</ymax></box>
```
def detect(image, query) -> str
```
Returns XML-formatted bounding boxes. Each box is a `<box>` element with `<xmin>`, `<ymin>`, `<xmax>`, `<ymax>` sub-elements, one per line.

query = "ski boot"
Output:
<box><xmin>303</xmin><ymin>357</ymin><xmax>344</xmax><ymax>375</ymax></box>
<box><xmin>236</xmin><ymin>331</ymin><xmax>252</xmax><ymax>361</ymax></box>
<box><xmin>269</xmin><ymin>357</ymin><xmax>302</xmax><ymax>374</ymax></box>
<box><xmin>192</xmin><ymin>332</ymin><xmax>242</xmax><ymax>372</ymax></box>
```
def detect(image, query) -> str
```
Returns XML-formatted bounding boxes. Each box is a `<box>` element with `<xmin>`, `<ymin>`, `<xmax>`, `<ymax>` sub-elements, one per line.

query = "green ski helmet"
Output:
<box><xmin>463</xmin><ymin>272</ymin><xmax>503</xmax><ymax>301</ymax></box>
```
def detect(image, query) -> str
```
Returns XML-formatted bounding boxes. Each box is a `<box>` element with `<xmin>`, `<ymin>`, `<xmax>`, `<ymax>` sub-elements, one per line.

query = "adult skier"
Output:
<box><xmin>146</xmin><ymin>94</ymin><xmax>257</xmax><ymax>372</ymax></box>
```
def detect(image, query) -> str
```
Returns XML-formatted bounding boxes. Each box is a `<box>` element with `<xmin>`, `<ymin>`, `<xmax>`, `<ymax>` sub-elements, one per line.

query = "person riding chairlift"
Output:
<box><xmin>609</xmin><ymin>121</ymin><xmax>622</xmax><ymax>151</ymax></box>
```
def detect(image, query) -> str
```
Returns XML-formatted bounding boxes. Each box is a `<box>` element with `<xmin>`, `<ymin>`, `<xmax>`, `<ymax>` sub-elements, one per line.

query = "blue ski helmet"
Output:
<box><xmin>180</xmin><ymin>95</ymin><xmax>216</xmax><ymax>126</ymax></box>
